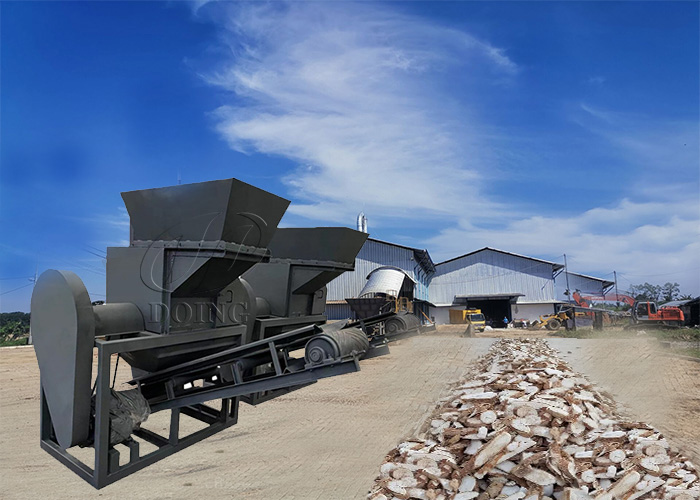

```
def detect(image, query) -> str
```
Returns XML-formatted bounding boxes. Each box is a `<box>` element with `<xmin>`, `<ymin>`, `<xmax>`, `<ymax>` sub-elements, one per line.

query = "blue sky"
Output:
<box><xmin>1</xmin><ymin>1</ymin><xmax>698</xmax><ymax>312</ymax></box>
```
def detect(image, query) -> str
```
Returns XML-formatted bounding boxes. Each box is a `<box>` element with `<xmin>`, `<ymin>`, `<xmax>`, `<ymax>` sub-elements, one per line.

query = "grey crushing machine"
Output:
<box><xmin>30</xmin><ymin>178</ymin><xmax>388</xmax><ymax>488</ymax></box>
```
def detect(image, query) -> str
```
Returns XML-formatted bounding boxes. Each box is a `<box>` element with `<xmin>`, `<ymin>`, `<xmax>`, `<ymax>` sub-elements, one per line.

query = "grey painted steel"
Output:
<box><xmin>239</xmin><ymin>227</ymin><xmax>369</xmax><ymax>341</ymax></box>
<box><xmin>109</xmin><ymin>177</ymin><xmax>290</xmax><ymax>338</ymax></box>
<box><xmin>104</xmin><ymin>180</ymin><xmax>292</xmax><ymax>368</ymax></box>
<box><xmin>93</xmin><ymin>303</ymin><xmax>144</xmax><ymax>337</ymax></box>
<box><xmin>119</xmin><ymin>325</ymin><xmax>247</xmax><ymax>373</ymax></box>
<box><xmin>129</xmin><ymin>324</ymin><xmax>319</xmax><ymax>387</ymax></box>
<box><xmin>121</xmin><ymin>178</ymin><xmax>290</xmax><ymax>247</ymax></box>
<box><xmin>40</xmin><ymin>330</ymin><xmax>244</xmax><ymax>489</ymax></box>
<box><xmin>32</xmin><ymin>270</ymin><xmax>95</xmax><ymax>448</ymax></box>
<box><xmin>346</xmin><ymin>297</ymin><xmax>391</xmax><ymax>319</ymax></box>
<box><xmin>33</xmin><ymin>178</ymin><xmax>384</xmax><ymax>488</ymax></box>
<box><xmin>384</xmin><ymin>313</ymin><xmax>421</xmax><ymax>338</ymax></box>
<box><xmin>40</xmin><ymin>324</ymin><xmax>362</xmax><ymax>489</ymax></box>
<box><xmin>106</xmin><ymin>246</ymin><xmax>165</xmax><ymax>333</ymax></box>
<box><xmin>268</xmin><ymin>227</ymin><xmax>368</xmax><ymax>265</ymax></box>
<box><xmin>305</xmin><ymin>327</ymin><xmax>369</xmax><ymax>364</ymax></box>
<box><xmin>149</xmin><ymin>358</ymin><xmax>359</xmax><ymax>413</ymax></box>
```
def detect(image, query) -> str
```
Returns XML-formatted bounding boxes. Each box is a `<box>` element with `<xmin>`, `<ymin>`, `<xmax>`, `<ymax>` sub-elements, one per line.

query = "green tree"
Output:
<box><xmin>0</xmin><ymin>312</ymin><xmax>30</xmax><ymax>341</ymax></box>
<box><xmin>660</xmin><ymin>282</ymin><xmax>681</xmax><ymax>303</ymax></box>
<box><xmin>629</xmin><ymin>282</ymin><xmax>662</xmax><ymax>302</ymax></box>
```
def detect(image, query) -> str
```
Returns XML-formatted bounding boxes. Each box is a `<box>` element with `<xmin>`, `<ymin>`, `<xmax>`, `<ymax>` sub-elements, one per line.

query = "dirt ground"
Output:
<box><xmin>1</xmin><ymin>328</ymin><xmax>698</xmax><ymax>499</ymax></box>
<box><xmin>549</xmin><ymin>337</ymin><xmax>700</xmax><ymax>462</ymax></box>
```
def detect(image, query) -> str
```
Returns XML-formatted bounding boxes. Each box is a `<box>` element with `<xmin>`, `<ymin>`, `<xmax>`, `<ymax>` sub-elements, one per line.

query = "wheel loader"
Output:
<box><xmin>529</xmin><ymin>311</ymin><xmax>570</xmax><ymax>331</ymax></box>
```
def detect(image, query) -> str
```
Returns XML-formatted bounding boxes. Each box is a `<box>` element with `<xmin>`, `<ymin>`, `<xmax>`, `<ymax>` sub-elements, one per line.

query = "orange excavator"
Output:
<box><xmin>572</xmin><ymin>291</ymin><xmax>635</xmax><ymax>307</ymax></box>
<box><xmin>572</xmin><ymin>291</ymin><xmax>684</xmax><ymax>327</ymax></box>
<box><xmin>631</xmin><ymin>301</ymin><xmax>684</xmax><ymax>327</ymax></box>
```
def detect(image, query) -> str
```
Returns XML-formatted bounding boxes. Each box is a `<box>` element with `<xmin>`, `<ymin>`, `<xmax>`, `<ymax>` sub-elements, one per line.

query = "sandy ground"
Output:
<box><xmin>1</xmin><ymin>329</ymin><xmax>698</xmax><ymax>499</ymax></box>
<box><xmin>550</xmin><ymin>337</ymin><xmax>700</xmax><ymax>462</ymax></box>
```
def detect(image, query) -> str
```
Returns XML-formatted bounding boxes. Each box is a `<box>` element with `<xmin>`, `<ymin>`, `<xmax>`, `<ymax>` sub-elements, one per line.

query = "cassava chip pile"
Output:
<box><xmin>369</xmin><ymin>339</ymin><xmax>698</xmax><ymax>500</ymax></box>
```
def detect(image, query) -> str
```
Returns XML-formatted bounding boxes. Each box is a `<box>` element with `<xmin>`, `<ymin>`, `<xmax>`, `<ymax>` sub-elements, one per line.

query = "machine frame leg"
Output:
<box><xmin>39</xmin><ymin>333</ymin><xmax>243</xmax><ymax>489</ymax></box>
<box><xmin>38</xmin><ymin>327</ymin><xmax>363</xmax><ymax>488</ymax></box>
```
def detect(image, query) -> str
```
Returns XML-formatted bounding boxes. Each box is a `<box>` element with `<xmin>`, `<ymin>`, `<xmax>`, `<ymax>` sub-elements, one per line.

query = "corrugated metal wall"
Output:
<box><xmin>555</xmin><ymin>273</ymin><xmax>605</xmax><ymax>300</ymax></box>
<box><xmin>429</xmin><ymin>249</ymin><xmax>557</xmax><ymax>305</ymax></box>
<box><xmin>328</xmin><ymin>241</ymin><xmax>610</xmax><ymax>315</ymax></box>
<box><xmin>325</xmin><ymin>303</ymin><xmax>353</xmax><ymax>320</ymax></box>
<box><xmin>326</xmin><ymin>239</ymin><xmax>432</xmax><ymax>302</ymax></box>
<box><xmin>512</xmin><ymin>303</ymin><xmax>558</xmax><ymax>321</ymax></box>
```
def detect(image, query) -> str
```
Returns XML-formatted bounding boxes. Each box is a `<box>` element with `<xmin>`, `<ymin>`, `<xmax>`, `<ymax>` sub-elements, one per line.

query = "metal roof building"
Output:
<box><xmin>325</xmin><ymin>238</ymin><xmax>435</xmax><ymax>320</ymax></box>
<box><xmin>428</xmin><ymin>248</ymin><xmax>566</xmax><ymax>324</ymax></box>
<box><xmin>430</xmin><ymin>248</ymin><xmax>564</xmax><ymax>305</ymax></box>
<box><xmin>554</xmin><ymin>271</ymin><xmax>615</xmax><ymax>303</ymax></box>
<box><xmin>662</xmin><ymin>297</ymin><xmax>700</xmax><ymax>327</ymax></box>
<box><xmin>324</xmin><ymin>238</ymin><xmax>614</xmax><ymax>325</ymax></box>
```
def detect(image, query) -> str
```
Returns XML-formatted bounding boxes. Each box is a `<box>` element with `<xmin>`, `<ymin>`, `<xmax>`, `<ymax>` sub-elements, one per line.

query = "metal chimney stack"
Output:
<box><xmin>357</xmin><ymin>212</ymin><xmax>368</xmax><ymax>233</ymax></box>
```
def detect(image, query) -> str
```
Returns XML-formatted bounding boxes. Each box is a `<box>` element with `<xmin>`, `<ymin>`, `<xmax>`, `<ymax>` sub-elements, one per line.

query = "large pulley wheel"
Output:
<box><xmin>305</xmin><ymin>327</ymin><xmax>369</xmax><ymax>365</ymax></box>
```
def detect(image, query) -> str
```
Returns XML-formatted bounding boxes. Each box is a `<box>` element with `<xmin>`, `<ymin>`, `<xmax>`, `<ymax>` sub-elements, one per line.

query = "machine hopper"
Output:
<box><xmin>30</xmin><ymin>178</ymin><xmax>386</xmax><ymax>488</ymax></box>
<box><xmin>225</xmin><ymin>227</ymin><xmax>369</xmax><ymax>342</ymax></box>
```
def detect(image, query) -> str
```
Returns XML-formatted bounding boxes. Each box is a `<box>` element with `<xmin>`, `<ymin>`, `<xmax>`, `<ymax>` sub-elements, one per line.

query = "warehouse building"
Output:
<box><xmin>325</xmin><ymin>236</ymin><xmax>613</xmax><ymax>325</ymax></box>
<box><xmin>429</xmin><ymin>248</ymin><xmax>564</xmax><ymax>324</ymax></box>
<box><xmin>325</xmin><ymin>238</ymin><xmax>435</xmax><ymax>321</ymax></box>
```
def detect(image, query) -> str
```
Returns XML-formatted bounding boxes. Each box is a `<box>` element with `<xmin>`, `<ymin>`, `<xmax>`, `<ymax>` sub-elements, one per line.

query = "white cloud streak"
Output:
<box><xmin>426</xmin><ymin>104</ymin><xmax>700</xmax><ymax>292</ymax></box>
<box><xmin>201</xmin><ymin>2</ymin><xmax>516</xmax><ymax>224</ymax></box>
<box><xmin>427</xmin><ymin>199</ymin><xmax>699</xmax><ymax>289</ymax></box>
<box><xmin>199</xmin><ymin>2</ymin><xmax>700</xmax><ymax>294</ymax></box>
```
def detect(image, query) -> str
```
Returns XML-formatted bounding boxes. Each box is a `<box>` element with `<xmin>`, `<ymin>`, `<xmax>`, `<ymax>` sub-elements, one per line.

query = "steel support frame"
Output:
<box><xmin>39</xmin><ymin>330</ymin><xmax>244</xmax><ymax>489</ymax></box>
<box><xmin>253</xmin><ymin>314</ymin><xmax>327</xmax><ymax>342</ymax></box>
<box><xmin>39</xmin><ymin>328</ymin><xmax>365</xmax><ymax>489</ymax></box>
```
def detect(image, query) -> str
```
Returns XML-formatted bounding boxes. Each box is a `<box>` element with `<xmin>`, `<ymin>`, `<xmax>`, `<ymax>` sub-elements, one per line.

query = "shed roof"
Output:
<box><xmin>437</xmin><ymin>247</ymin><xmax>565</xmax><ymax>272</ymax></box>
<box><xmin>561</xmin><ymin>271</ymin><xmax>615</xmax><ymax>290</ymax></box>
<box><xmin>454</xmin><ymin>293</ymin><xmax>525</xmax><ymax>301</ymax></box>
<box><xmin>662</xmin><ymin>297</ymin><xmax>700</xmax><ymax>307</ymax></box>
<box><xmin>367</xmin><ymin>237</ymin><xmax>436</xmax><ymax>275</ymax></box>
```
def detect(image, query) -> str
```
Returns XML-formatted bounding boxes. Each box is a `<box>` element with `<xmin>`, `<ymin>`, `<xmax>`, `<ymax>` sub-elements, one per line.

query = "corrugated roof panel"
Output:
<box><xmin>437</xmin><ymin>247</ymin><xmax>564</xmax><ymax>271</ymax></box>
<box><xmin>327</xmin><ymin>239</ymin><xmax>431</xmax><ymax>301</ymax></box>
<box><xmin>429</xmin><ymin>249</ymin><xmax>557</xmax><ymax>305</ymax></box>
<box><xmin>555</xmin><ymin>273</ymin><xmax>610</xmax><ymax>300</ymax></box>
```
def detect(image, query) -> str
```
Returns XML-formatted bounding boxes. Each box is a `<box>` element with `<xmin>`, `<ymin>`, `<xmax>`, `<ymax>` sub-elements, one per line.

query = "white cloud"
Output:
<box><xmin>427</xmin><ymin>102</ymin><xmax>700</xmax><ymax>293</ymax></box>
<box><xmin>201</xmin><ymin>2</ymin><xmax>516</xmax><ymax>224</ymax></box>
<box><xmin>199</xmin><ymin>2</ymin><xmax>700</xmax><ymax>295</ymax></box>
<box><xmin>427</xmin><ymin>198</ymin><xmax>700</xmax><ymax>294</ymax></box>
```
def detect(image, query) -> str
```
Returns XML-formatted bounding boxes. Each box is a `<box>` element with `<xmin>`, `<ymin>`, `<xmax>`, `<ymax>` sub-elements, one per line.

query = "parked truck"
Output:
<box><xmin>449</xmin><ymin>309</ymin><xmax>486</xmax><ymax>331</ymax></box>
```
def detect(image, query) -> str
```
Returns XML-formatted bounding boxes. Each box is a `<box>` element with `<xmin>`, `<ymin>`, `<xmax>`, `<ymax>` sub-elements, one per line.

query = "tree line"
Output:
<box><xmin>628</xmin><ymin>282</ymin><xmax>694</xmax><ymax>303</ymax></box>
<box><xmin>0</xmin><ymin>312</ymin><xmax>30</xmax><ymax>345</ymax></box>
